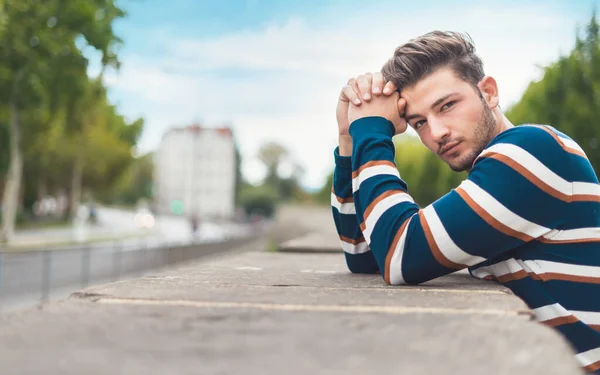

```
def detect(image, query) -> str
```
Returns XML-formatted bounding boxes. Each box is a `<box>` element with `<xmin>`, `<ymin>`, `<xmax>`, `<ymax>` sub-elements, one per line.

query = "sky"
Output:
<box><xmin>95</xmin><ymin>0</ymin><xmax>598</xmax><ymax>190</ymax></box>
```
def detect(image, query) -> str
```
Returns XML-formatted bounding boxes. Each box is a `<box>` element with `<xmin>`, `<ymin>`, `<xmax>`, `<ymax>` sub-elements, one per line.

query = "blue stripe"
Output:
<box><xmin>469</xmin><ymin>157</ymin><xmax>566</xmax><ymax>228</ymax></box>
<box><xmin>332</xmin><ymin>207</ymin><xmax>363</xmax><ymax>242</ymax></box>
<box><xmin>555</xmin><ymin>322</ymin><xmax>600</xmax><ymax>354</ymax></box>
<box><xmin>345</xmin><ymin>252</ymin><xmax>379</xmax><ymax>274</ymax></box>
<box><xmin>367</xmin><ymin>203</ymin><xmax>418</xmax><ymax>274</ymax></box>
<box><xmin>516</xmin><ymin>243</ymin><xmax>600</xmax><ymax>267</ymax></box>
<box><xmin>401</xmin><ymin>214</ymin><xmax>454</xmax><ymax>284</ymax></box>
<box><xmin>436</xmin><ymin>189</ymin><xmax>524</xmax><ymax>259</ymax></box>
<box><xmin>485</xmin><ymin>125</ymin><xmax>583</xmax><ymax>182</ymax></box>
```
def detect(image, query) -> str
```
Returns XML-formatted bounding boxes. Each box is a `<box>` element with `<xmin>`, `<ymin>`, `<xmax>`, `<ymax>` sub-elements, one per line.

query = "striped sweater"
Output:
<box><xmin>331</xmin><ymin>116</ymin><xmax>600</xmax><ymax>374</ymax></box>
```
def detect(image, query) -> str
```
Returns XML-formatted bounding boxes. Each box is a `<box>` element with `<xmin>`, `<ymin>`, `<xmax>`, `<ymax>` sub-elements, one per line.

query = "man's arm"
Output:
<box><xmin>331</xmin><ymin>137</ymin><xmax>379</xmax><ymax>273</ymax></box>
<box><xmin>331</xmin><ymin>75</ymin><xmax>397</xmax><ymax>273</ymax></box>
<box><xmin>349</xmin><ymin>116</ymin><xmax>567</xmax><ymax>285</ymax></box>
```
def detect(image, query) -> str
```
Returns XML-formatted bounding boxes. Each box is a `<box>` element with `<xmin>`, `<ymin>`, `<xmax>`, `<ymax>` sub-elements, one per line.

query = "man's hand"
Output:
<box><xmin>336</xmin><ymin>72</ymin><xmax>397</xmax><ymax>137</ymax></box>
<box><xmin>336</xmin><ymin>72</ymin><xmax>398</xmax><ymax>156</ymax></box>
<box><xmin>348</xmin><ymin>89</ymin><xmax>408</xmax><ymax>135</ymax></box>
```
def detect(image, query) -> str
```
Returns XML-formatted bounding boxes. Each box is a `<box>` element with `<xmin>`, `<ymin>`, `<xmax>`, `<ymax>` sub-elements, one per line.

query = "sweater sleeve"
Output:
<box><xmin>349</xmin><ymin>116</ymin><xmax>567</xmax><ymax>285</ymax></box>
<box><xmin>331</xmin><ymin>146</ymin><xmax>379</xmax><ymax>274</ymax></box>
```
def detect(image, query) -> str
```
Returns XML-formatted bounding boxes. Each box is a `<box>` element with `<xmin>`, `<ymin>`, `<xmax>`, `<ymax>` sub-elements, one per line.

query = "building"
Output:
<box><xmin>154</xmin><ymin>124</ymin><xmax>236</xmax><ymax>220</ymax></box>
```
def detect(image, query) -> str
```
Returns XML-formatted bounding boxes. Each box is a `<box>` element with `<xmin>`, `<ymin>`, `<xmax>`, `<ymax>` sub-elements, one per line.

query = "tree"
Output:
<box><xmin>506</xmin><ymin>12</ymin><xmax>600</xmax><ymax>171</ymax></box>
<box><xmin>0</xmin><ymin>0</ymin><xmax>125</xmax><ymax>242</ymax></box>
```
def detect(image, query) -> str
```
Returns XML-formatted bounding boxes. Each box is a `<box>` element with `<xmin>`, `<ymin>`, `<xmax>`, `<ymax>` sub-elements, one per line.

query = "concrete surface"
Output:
<box><xmin>0</xmin><ymin>247</ymin><xmax>583</xmax><ymax>375</ymax></box>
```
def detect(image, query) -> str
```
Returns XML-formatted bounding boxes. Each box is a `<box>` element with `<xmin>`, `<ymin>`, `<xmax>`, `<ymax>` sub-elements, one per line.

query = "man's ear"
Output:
<box><xmin>477</xmin><ymin>76</ymin><xmax>499</xmax><ymax>109</ymax></box>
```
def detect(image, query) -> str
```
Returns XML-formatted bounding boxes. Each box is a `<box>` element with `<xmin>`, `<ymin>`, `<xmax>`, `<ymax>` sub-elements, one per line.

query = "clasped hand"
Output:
<box><xmin>336</xmin><ymin>72</ymin><xmax>408</xmax><ymax>137</ymax></box>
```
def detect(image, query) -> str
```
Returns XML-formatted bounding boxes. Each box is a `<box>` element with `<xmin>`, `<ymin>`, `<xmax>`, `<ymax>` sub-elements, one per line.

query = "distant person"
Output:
<box><xmin>331</xmin><ymin>31</ymin><xmax>600</xmax><ymax>374</ymax></box>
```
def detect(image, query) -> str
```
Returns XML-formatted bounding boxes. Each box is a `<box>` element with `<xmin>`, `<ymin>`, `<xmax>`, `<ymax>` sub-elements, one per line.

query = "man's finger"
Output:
<box><xmin>383</xmin><ymin>81</ymin><xmax>398</xmax><ymax>95</ymax></box>
<box><xmin>341</xmin><ymin>84</ymin><xmax>362</xmax><ymax>105</ymax></box>
<box><xmin>356</xmin><ymin>73</ymin><xmax>373</xmax><ymax>101</ymax></box>
<box><xmin>372</xmin><ymin>72</ymin><xmax>384</xmax><ymax>95</ymax></box>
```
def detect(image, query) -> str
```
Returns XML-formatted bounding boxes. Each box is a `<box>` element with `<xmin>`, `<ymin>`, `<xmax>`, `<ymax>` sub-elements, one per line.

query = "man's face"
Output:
<box><xmin>401</xmin><ymin>67</ymin><xmax>497</xmax><ymax>172</ymax></box>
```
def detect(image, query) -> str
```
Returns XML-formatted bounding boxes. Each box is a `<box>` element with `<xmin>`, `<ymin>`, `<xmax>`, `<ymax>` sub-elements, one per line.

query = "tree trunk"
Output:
<box><xmin>69</xmin><ymin>148</ymin><xmax>84</xmax><ymax>219</ymax></box>
<box><xmin>0</xmin><ymin>96</ymin><xmax>23</xmax><ymax>243</ymax></box>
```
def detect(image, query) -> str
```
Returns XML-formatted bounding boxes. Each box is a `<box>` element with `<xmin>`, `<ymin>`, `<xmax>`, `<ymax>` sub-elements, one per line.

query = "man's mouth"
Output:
<box><xmin>439</xmin><ymin>141</ymin><xmax>461</xmax><ymax>156</ymax></box>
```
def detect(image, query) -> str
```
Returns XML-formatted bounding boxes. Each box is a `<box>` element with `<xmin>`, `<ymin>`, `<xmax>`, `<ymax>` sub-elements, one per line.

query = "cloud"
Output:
<box><xmin>105</xmin><ymin>2</ymin><xmax>585</xmax><ymax>189</ymax></box>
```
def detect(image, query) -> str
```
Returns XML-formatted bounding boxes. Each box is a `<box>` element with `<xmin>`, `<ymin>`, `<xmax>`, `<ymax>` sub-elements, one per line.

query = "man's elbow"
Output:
<box><xmin>347</xmin><ymin>263</ymin><xmax>379</xmax><ymax>274</ymax></box>
<box><xmin>383</xmin><ymin>273</ymin><xmax>429</xmax><ymax>286</ymax></box>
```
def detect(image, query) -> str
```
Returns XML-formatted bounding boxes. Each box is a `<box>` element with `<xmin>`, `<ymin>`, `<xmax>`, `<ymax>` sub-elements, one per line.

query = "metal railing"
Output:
<box><xmin>0</xmin><ymin>227</ymin><xmax>264</xmax><ymax>312</ymax></box>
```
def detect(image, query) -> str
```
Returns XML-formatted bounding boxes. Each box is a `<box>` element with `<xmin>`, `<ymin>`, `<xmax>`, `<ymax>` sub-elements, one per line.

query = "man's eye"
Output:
<box><xmin>441</xmin><ymin>101</ymin><xmax>456</xmax><ymax>111</ymax></box>
<box><xmin>414</xmin><ymin>120</ymin><xmax>426</xmax><ymax>130</ymax></box>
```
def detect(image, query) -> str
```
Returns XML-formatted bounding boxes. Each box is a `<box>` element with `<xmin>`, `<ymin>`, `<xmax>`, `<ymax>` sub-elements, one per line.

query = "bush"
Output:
<box><xmin>238</xmin><ymin>184</ymin><xmax>279</xmax><ymax>218</ymax></box>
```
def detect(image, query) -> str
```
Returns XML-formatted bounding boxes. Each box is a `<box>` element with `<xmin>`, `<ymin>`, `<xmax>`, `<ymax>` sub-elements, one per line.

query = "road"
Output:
<box><xmin>0</xmin><ymin>206</ymin><xmax>264</xmax><ymax>312</ymax></box>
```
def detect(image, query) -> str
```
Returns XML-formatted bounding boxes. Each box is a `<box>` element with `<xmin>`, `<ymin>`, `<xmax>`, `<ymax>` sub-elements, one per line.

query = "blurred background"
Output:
<box><xmin>1</xmin><ymin>0</ymin><xmax>600</xmax><ymax>309</ymax></box>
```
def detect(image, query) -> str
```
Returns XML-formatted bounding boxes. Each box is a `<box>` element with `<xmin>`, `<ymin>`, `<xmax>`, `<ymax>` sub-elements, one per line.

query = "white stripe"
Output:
<box><xmin>481</xmin><ymin>143</ymin><xmax>572</xmax><ymax>196</ymax></box>
<box><xmin>571</xmin><ymin>310</ymin><xmax>600</xmax><ymax>325</ymax></box>
<box><xmin>331</xmin><ymin>192</ymin><xmax>356</xmax><ymax>215</ymax></box>
<box><xmin>362</xmin><ymin>192</ymin><xmax>414</xmax><ymax>244</ymax></box>
<box><xmin>576</xmin><ymin>347</ymin><xmax>600</xmax><ymax>367</ymax></box>
<box><xmin>572</xmin><ymin>182</ymin><xmax>600</xmax><ymax>197</ymax></box>
<box><xmin>340</xmin><ymin>240</ymin><xmax>369</xmax><ymax>254</ymax></box>
<box><xmin>524</xmin><ymin>260</ymin><xmax>600</xmax><ymax>279</ymax></box>
<box><xmin>421</xmin><ymin>205</ymin><xmax>486</xmax><ymax>266</ymax></box>
<box><xmin>387</xmin><ymin>217</ymin><xmax>413</xmax><ymax>285</ymax></box>
<box><xmin>543</xmin><ymin>227</ymin><xmax>600</xmax><ymax>242</ymax></box>
<box><xmin>352</xmin><ymin>165</ymin><xmax>400</xmax><ymax>192</ymax></box>
<box><xmin>471</xmin><ymin>258</ymin><xmax>600</xmax><ymax>282</ymax></box>
<box><xmin>561</xmin><ymin>136</ymin><xmax>587</xmax><ymax>156</ymax></box>
<box><xmin>459</xmin><ymin>180</ymin><xmax>551</xmax><ymax>239</ymax></box>
<box><xmin>531</xmin><ymin>303</ymin><xmax>571</xmax><ymax>322</ymax></box>
<box><xmin>470</xmin><ymin>267</ymin><xmax>493</xmax><ymax>279</ymax></box>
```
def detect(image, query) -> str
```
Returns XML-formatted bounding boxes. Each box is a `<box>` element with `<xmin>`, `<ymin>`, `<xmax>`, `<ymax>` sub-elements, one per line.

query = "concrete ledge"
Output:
<box><xmin>0</xmin><ymin>250</ymin><xmax>582</xmax><ymax>375</ymax></box>
<box><xmin>278</xmin><ymin>231</ymin><xmax>342</xmax><ymax>253</ymax></box>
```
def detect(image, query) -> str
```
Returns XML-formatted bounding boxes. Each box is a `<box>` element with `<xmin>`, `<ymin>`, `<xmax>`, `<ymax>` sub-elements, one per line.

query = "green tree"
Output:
<box><xmin>0</xmin><ymin>0</ymin><xmax>125</xmax><ymax>242</ymax></box>
<box><xmin>507</xmin><ymin>13</ymin><xmax>600</xmax><ymax>171</ymax></box>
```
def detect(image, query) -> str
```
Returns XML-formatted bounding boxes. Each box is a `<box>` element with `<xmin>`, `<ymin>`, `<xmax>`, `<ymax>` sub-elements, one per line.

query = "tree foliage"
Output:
<box><xmin>506</xmin><ymin>13</ymin><xmax>600</xmax><ymax>170</ymax></box>
<box><xmin>0</xmin><ymin>1</ymin><xmax>143</xmax><ymax>241</ymax></box>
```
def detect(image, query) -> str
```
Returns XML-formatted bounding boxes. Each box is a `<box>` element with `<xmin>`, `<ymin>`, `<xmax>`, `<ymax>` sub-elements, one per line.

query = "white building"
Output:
<box><xmin>155</xmin><ymin>124</ymin><xmax>236</xmax><ymax>219</ymax></box>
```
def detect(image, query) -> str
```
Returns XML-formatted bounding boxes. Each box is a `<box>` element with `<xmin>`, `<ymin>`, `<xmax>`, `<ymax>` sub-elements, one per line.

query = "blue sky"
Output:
<box><xmin>100</xmin><ymin>0</ymin><xmax>598</xmax><ymax>189</ymax></box>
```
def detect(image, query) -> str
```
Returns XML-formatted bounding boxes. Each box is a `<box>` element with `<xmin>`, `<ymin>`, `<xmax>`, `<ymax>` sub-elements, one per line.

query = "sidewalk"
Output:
<box><xmin>0</xmin><ymin>205</ymin><xmax>583</xmax><ymax>374</ymax></box>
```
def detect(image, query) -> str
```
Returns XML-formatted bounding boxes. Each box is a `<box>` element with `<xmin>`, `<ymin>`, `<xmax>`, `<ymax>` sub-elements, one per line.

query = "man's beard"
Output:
<box><xmin>447</xmin><ymin>101</ymin><xmax>497</xmax><ymax>172</ymax></box>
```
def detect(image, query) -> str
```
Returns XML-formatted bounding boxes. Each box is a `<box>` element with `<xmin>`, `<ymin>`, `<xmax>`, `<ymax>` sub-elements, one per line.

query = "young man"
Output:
<box><xmin>331</xmin><ymin>31</ymin><xmax>600</xmax><ymax>374</ymax></box>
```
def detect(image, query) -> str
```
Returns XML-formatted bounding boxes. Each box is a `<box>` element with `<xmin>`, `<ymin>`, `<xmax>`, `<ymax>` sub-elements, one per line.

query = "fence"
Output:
<box><xmin>0</xmin><ymin>229</ymin><xmax>264</xmax><ymax>312</ymax></box>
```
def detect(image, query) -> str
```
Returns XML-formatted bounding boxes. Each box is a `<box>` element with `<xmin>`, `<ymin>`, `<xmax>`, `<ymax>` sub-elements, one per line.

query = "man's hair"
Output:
<box><xmin>381</xmin><ymin>31</ymin><xmax>485</xmax><ymax>91</ymax></box>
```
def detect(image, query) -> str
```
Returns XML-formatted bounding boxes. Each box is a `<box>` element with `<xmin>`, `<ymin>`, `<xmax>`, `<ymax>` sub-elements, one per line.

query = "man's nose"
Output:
<box><xmin>429</xmin><ymin>118</ymin><xmax>450</xmax><ymax>143</ymax></box>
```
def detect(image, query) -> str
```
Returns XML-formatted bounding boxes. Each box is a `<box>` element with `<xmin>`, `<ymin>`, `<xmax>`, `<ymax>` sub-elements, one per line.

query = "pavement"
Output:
<box><xmin>0</xmin><ymin>205</ymin><xmax>584</xmax><ymax>374</ymax></box>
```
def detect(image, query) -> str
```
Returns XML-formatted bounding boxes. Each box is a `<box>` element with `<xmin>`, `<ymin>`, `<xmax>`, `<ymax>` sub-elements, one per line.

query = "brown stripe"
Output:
<box><xmin>572</xmin><ymin>194</ymin><xmax>600</xmax><ymax>203</ymax></box>
<box><xmin>541</xmin><ymin>315</ymin><xmax>579</xmax><ymax>327</ymax></box>
<box><xmin>384</xmin><ymin>217</ymin><xmax>411</xmax><ymax>285</ymax></box>
<box><xmin>528</xmin><ymin>272</ymin><xmax>542</xmax><ymax>281</ymax></box>
<box><xmin>591</xmin><ymin>324</ymin><xmax>600</xmax><ymax>333</ymax></box>
<box><xmin>360</xmin><ymin>222</ymin><xmax>366</xmax><ymax>232</ymax></box>
<box><xmin>332</xmin><ymin>191</ymin><xmax>354</xmax><ymax>204</ymax></box>
<box><xmin>496</xmin><ymin>269</ymin><xmax>529</xmax><ymax>283</ymax></box>
<box><xmin>539</xmin><ymin>236</ymin><xmax>600</xmax><ymax>244</ymax></box>
<box><xmin>418</xmin><ymin>211</ymin><xmax>464</xmax><ymax>270</ymax></box>
<box><xmin>532</xmin><ymin>125</ymin><xmax>588</xmax><ymax>158</ymax></box>
<box><xmin>363</xmin><ymin>190</ymin><xmax>407</xmax><ymax>222</ymax></box>
<box><xmin>352</xmin><ymin>160</ymin><xmax>396</xmax><ymax>179</ymax></box>
<box><xmin>455</xmin><ymin>187</ymin><xmax>534</xmax><ymax>242</ymax></box>
<box><xmin>340</xmin><ymin>235</ymin><xmax>365</xmax><ymax>245</ymax></box>
<box><xmin>482</xmin><ymin>152</ymin><xmax>571</xmax><ymax>202</ymax></box>
<box><xmin>583</xmin><ymin>359</ymin><xmax>600</xmax><ymax>373</ymax></box>
<box><xmin>537</xmin><ymin>273</ymin><xmax>600</xmax><ymax>284</ymax></box>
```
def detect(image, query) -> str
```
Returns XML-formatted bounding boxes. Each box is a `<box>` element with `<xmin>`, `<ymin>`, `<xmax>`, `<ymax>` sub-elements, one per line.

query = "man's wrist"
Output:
<box><xmin>349</xmin><ymin>116</ymin><xmax>395</xmax><ymax>139</ymax></box>
<box><xmin>338</xmin><ymin>135</ymin><xmax>352</xmax><ymax>157</ymax></box>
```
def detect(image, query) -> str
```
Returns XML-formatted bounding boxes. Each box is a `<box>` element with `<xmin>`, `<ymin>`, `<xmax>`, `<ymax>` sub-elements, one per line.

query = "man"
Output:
<box><xmin>331</xmin><ymin>31</ymin><xmax>600</xmax><ymax>374</ymax></box>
